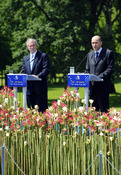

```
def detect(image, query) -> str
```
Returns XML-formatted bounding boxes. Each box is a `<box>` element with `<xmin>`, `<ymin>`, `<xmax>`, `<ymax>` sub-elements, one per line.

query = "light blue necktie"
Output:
<box><xmin>95</xmin><ymin>52</ymin><xmax>99</xmax><ymax>63</ymax></box>
<box><xmin>30</xmin><ymin>54</ymin><xmax>34</xmax><ymax>70</ymax></box>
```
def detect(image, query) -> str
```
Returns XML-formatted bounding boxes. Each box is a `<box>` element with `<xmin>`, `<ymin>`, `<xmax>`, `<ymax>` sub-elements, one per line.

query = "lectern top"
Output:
<box><xmin>67</xmin><ymin>73</ymin><xmax>103</xmax><ymax>88</ymax></box>
<box><xmin>27</xmin><ymin>75</ymin><xmax>42</xmax><ymax>81</ymax></box>
<box><xmin>68</xmin><ymin>74</ymin><xmax>89</xmax><ymax>87</ymax></box>
<box><xmin>68</xmin><ymin>73</ymin><xmax>103</xmax><ymax>82</ymax></box>
<box><xmin>89</xmin><ymin>74</ymin><xmax>103</xmax><ymax>82</ymax></box>
<box><xmin>7</xmin><ymin>74</ymin><xmax>41</xmax><ymax>87</ymax></box>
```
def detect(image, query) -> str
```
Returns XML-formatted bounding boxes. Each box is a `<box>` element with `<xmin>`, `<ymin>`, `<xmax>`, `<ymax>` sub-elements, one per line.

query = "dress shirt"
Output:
<box><xmin>95</xmin><ymin>47</ymin><xmax>102</xmax><ymax>63</ymax></box>
<box><xmin>30</xmin><ymin>50</ymin><xmax>37</xmax><ymax>70</ymax></box>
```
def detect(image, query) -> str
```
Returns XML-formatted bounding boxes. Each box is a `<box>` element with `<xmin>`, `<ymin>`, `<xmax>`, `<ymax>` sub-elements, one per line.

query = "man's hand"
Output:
<box><xmin>32</xmin><ymin>75</ymin><xmax>39</xmax><ymax>78</ymax></box>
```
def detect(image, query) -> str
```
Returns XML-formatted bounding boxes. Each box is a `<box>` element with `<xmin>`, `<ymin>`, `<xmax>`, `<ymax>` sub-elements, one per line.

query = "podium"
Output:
<box><xmin>7</xmin><ymin>74</ymin><xmax>41</xmax><ymax>110</ymax></box>
<box><xmin>67</xmin><ymin>73</ymin><xmax>103</xmax><ymax>110</ymax></box>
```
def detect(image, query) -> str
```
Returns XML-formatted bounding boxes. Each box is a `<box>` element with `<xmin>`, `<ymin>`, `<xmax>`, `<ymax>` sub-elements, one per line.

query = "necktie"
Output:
<box><xmin>95</xmin><ymin>52</ymin><xmax>98</xmax><ymax>63</ymax></box>
<box><xmin>30</xmin><ymin>54</ymin><xmax>34</xmax><ymax>70</ymax></box>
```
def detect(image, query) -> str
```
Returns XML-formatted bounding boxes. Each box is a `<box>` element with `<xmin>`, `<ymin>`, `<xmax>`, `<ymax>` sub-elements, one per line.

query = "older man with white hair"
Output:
<box><xmin>22</xmin><ymin>38</ymin><xmax>50</xmax><ymax>112</ymax></box>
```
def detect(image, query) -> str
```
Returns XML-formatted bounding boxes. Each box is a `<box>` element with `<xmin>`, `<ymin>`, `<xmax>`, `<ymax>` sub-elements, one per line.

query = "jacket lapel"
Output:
<box><xmin>91</xmin><ymin>51</ymin><xmax>95</xmax><ymax>64</ymax></box>
<box><xmin>96</xmin><ymin>54</ymin><xmax>100</xmax><ymax>64</ymax></box>
<box><xmin>96</xmin><ymin>48</ymin><xmax>105</xmax><ymax>64</ymax></box>
<box><xmin>26</xmin><ymin>55</ymin><xmax>31</xmax><ymax>73</ymax></box>
<box><xmin>31</xmin><ymin>51</ymin><xmax>39</xmax><ymax>72</ymax></box>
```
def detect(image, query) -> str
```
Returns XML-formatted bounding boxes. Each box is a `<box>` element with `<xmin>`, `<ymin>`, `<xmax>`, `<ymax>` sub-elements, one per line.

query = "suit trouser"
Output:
<box><xmin>90</xmin><ymin>83</ymin><xmax>109</xmax><ymax>113</ymax></box>
<box><xmin>27</xmin><ymin>94</ymin><xmax>47</xmax><ymax>113</ymax></box>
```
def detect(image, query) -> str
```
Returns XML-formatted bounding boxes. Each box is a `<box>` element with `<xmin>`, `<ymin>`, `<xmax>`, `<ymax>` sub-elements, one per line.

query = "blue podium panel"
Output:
<box><xmin>7</xmin><ymin>74</ymin><xmax>27</xmax><ymax>87</ymax></box>
<box><xmin>68</xmin><ymin>74</ymin><xmax>89</xmax><ymax>87</ymax></box>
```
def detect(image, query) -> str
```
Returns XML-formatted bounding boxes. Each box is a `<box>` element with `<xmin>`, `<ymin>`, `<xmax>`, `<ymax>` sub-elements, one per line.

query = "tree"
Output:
<box><xmin>0</xmin><ymin>34</ymin><xmax>12</xmax><ymax>71</ymax></box>
<box><xmin>0</xmin><ymin>0</ymin><xmax>121</xmax><ymax>85</ymax></box>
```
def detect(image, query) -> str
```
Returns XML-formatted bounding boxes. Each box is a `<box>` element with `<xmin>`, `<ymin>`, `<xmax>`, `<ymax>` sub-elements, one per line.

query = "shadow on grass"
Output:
<box><xmin>109</xmin><ymin>92</ymin><xmax>121</xmax><ymax>108</ymax></box>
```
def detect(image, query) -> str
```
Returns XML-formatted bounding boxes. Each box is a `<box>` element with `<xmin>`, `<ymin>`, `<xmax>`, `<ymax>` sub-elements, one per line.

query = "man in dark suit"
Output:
<box><xmin>85</xmin><ymin>35</ymin><xmax>114</xmax><ymax>113</ymax></box>
<box><xmin>22</xmin><ymin>38</ymin><xmax>50</xmax><ymax>112</ymax></box>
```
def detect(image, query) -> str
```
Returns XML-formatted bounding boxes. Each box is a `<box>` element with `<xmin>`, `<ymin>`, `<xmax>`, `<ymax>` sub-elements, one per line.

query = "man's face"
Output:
<box><xmin>91</xmin><ymin>36</ymin><xmax>102</xmax><ymax>51</ymax></box>
<box><xmin>27</xmin><ymin>41</ymin><xmax>37</xmax><ymax>54</ymax></box>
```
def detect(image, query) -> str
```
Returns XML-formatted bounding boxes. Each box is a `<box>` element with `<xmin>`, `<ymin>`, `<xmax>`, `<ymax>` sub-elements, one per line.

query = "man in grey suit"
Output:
<box><xmin>85</xmin><ymin>35</ymin><xmax>114</xmax><ymax>113</ymax></box>
<box><xmin>22</xmin><ymin>38</ymin><xmax>50</xmax><ymax>112</ymax></box>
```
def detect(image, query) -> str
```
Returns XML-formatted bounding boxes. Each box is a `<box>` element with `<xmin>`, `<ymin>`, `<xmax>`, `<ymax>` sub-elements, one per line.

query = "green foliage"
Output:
<box><xmin>0</xmin><ymin>34</ymin><xmax>13</xmax><ymax>71</ymax></box>
<box><xmin>5</xmin><ymin>61</ymin><xmax>23</xmax><ymax>74</ymax></box>
<box><xmin>0</xmin><ymin>0</ymin><xmax>121</xmax><ymax>79</ymax></box>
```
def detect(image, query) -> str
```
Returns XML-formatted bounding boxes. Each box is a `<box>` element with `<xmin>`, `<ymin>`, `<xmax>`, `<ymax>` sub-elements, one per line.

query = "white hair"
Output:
<box><xmin>26</xmin><ymin>38</ymin><xmax>38</xmax><ymax>46</ymax></box>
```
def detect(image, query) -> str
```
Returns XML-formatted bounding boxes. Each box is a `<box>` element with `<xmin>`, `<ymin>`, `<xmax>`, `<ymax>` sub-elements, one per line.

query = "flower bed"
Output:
<box><xmin>0</xmin><ymin>86</ymin><xmax>121</xmax><ymax>135</ymax></box>
<box><xmin>0</xmin><ymin>86</ymin><xmax>121</xmax><ymax>175</ymax></box>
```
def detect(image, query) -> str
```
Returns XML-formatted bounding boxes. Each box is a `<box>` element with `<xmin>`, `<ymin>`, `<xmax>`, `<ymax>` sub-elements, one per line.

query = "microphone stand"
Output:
<box><xmin>76</xmin><ymin>54</ymin><xmax>88</xmax><ymax>73</ymax></box>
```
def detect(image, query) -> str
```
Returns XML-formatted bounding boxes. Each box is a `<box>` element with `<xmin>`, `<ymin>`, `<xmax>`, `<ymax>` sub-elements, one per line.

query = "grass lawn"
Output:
<box><xmin>48</xmin><ymin>86</ymin><xmax>86</xmax><ymax>106</ymax></box>
<box><xmin>109</xmin><ymin>79</ymin><xmax>121</xmax><ymax>111</ymax></box>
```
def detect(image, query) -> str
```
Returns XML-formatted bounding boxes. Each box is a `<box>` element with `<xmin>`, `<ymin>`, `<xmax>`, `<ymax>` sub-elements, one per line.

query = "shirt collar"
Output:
<box><xmin>30</xmin><ymin>50</ymin><xmax>37</xmax><ymax>57</ymax></box>
<box><xmin>95</xmin><ymin>47</ymin><xmax>102</xmax><ymax>55</ymax></box>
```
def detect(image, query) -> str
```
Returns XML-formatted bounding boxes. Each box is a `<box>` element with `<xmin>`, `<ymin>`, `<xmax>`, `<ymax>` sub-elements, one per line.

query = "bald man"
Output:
<box><xmin>85</xmin><ymin>35</ymin><xmax>114</xmax><ymax>113</ymax></box>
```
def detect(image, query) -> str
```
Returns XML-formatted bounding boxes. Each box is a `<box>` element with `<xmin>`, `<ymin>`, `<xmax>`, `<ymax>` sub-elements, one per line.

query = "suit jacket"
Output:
<box><xmin>21</xmin><ymin>51</ymin><xmax>50</xmax><ymax>110</ymax></box>
<box><xmin>85</xmin><ymin>48</ymin><xmax>114</xmax><ymax>95</ymax></box>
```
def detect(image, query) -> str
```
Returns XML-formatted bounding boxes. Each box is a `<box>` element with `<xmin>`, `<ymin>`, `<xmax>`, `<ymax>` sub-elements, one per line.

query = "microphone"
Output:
<box><xmin>76</xmin><ymin>53</ymin><xmax>88</xmax><ymax>73</ymax></box>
